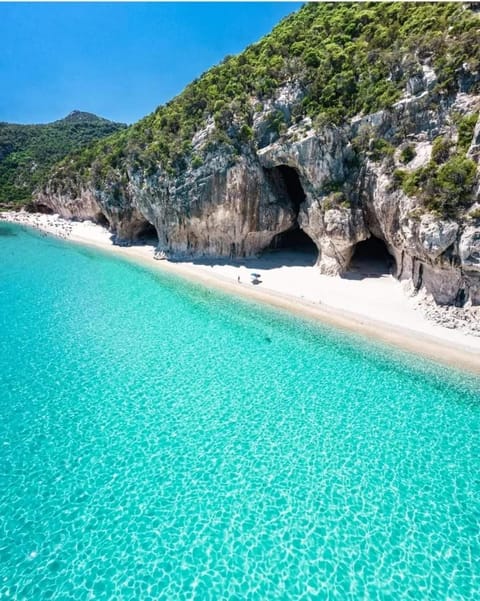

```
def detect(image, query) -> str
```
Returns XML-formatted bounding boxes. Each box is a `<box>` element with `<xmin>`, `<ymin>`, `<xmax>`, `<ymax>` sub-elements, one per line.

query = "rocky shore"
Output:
<box><xmin>418</xmin><ymin>297</ymin><xmax>480</xmax><ymax>336</ymax></box>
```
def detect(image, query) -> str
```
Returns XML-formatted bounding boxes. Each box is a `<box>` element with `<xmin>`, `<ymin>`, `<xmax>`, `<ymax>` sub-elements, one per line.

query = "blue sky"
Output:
<box><xmin>0</xmin><ymin>2</ymin><xmax>302</xmax><ymax>125</ymax></box>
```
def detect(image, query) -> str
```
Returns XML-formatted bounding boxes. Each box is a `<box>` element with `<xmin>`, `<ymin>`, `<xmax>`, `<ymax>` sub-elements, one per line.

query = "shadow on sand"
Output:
<box><xmin>341</xmin><ymin>268</ymin><xmax>391</xmax><ymax>281</ymax></box>
<box><xmin>341</xmin><ymin>251</ymin><xmax>396</xmax><ymax>280</ymax></box>
<box><xmin>111</xmin><ymin>235</ymin><xmax>159</xmax><ymax>248</ymax></box>
<box><xmin>341</xmin><ymin>256</ymin><xmax>395</xmax><ymax>280</ymax></box>
<box><xmin>169</xmin><ymin>248</ymin><xmax>318</xmax><ymax>271</ymax></box>
<box><xmin>342</xmin><ymin>236</ymin><xmax>395</xmax><ymax>280</ymax></box>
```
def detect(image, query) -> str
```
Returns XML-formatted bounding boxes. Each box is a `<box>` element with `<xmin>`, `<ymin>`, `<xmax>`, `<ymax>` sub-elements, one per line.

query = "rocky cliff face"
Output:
<box><xmin>35</xmin><ymin>4</ymin><xmax>480</xmax><ymax>310</ymax></box>
<box><xmin>37</xmin><ymin>77</ymin><xmax>480</xmax><ymax>308</ymax></box>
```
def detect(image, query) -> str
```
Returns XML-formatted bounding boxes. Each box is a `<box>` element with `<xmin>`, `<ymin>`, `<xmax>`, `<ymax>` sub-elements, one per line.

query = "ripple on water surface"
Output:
<box><xmin>0</xmin><ymin>223</ymin><xmax>479</xmax><ymax>600</ymax></box>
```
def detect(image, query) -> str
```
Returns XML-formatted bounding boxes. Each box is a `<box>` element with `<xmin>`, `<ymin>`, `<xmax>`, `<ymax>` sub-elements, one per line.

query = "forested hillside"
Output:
<box><xmin>0</xmin><ymin>111</ymin><xmax>126</xmax><ymax>205</ymax></box>
<box><xmin>49</xmin><ymin>2</ymin><xmax>479</xmax><ymax>183</ymax></box>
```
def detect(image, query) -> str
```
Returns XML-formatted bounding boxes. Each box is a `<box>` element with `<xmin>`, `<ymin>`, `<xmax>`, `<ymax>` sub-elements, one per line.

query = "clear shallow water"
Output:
<box><xmin>0</xmin><ymin>222</ymin><xmax>479</xmax><ymax>600</ymax></box>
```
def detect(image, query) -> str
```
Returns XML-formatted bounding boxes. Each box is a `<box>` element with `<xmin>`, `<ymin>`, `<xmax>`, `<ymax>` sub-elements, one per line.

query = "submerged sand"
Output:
<box><xmin>2</xmin><ymin>211</ymin><xmax>480</xmax><ymax>375</ymax></box>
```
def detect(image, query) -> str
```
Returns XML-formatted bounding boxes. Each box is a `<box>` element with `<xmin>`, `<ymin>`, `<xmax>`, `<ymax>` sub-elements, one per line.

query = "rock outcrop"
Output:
<box><xmin>34</xmin><ymin>4</ymin><xmax>480</xmax><ymax>310</ymax></box>
<box><xmin>36</xmin><ymin>86</ymin><xmax>480</xmax><ymax>309</ymax></box>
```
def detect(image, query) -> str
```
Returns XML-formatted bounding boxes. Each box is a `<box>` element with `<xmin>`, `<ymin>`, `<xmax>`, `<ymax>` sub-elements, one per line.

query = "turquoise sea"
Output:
<box><xmin>1</xmin><ymin>222</ymin><xmax>479</xmax><ymax>600</ymax></box>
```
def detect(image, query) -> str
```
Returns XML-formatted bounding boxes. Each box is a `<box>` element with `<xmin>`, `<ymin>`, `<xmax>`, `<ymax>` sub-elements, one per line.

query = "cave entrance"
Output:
<box><xmin>136</xmin><ymin>221</ymin><xmax>158</xmax><ymax>245</ymax></box>
<box><xmin>262</xmin><ymin>165</ymin><xmax>317</xmax><ymax>266</ymax></box>
<box><xmin>33</xmin><ymin>203</ymin><xmax>53</xmax><ymax>215</ymax></box>
<box><xmin>95</xmin><ymin>212</ymin><xmax>110</xmax><ymax>228</ymax></box>
<box><xmin>347</xmin><ymin>235</ymin><xmax>395</xmax><ymax>277</ymax></box>
<box><xmin>274</xmin><ymin>165</ymin><xmax>306</xmax><ymax>211</ymax></box>
<box><xmin>268</xmin><ymin>224</ymin><xmax>318</xmax><ymax>254</ymax></box>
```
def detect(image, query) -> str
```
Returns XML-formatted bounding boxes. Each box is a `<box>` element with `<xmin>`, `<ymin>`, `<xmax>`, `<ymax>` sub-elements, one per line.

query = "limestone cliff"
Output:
<box><xmin>35</xmin><ymin>3</ymin><xmax>480</xmax><ymax>309</ymax></box>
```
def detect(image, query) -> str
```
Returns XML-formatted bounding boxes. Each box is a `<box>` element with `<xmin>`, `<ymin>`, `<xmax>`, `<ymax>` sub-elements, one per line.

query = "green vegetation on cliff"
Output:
<box><xmin>0</xmin><ymin>111</ymin><xmax>126</xmax><ymax>206</ymax></box>
<box><xmin>396</xmin><ymin>155</ymin><xmax>477</xmax><ymax>218</ymax></box>
<box><xmin>392</xmin><ymin>109</ymin><xmax>479</xmax><ymax>218</ymax></box>
<box><xmin>50</xmin><ymin>2</ymin><xmax>479</xmax><ymax>189</ymax></box>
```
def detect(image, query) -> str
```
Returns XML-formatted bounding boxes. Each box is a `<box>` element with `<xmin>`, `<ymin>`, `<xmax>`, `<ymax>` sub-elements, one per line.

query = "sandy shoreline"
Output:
<box><xmin>2</xmin><ymin>210</ymin><xmax>480</xmax><ymax>375</ymax></box>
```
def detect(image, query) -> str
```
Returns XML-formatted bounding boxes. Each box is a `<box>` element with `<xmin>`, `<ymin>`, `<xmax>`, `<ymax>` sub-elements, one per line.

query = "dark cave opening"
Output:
<box><xmin>25</xmin><ymin>203</ymin><xmax>53</xmax><ymax>214</ymax></box>
<box><xmin>35</xmin><ymin>203</ymin><xmax>54</xmax><ymax>215</ymax></box>
<box><xmin>95</xmin><ymin>212</ymin><xmax>110</xmax><ymax>228</ymax></box>
<box><xmin>136</xmin><ymin>221</ymin><xmax>158</xmax><ymax>244</ymax></box>
<box><xmin>274</xmin><ymin>165</ymin><xmax>306</xmax><ymax>211</ymax></box>
<box><xmin>454</xmin><ymin>288</ymin><xmax>466</xmax><ymax>308</ymax></box>
<box><xmin>269</xmin><ymin>227</ymin><xmax>317</xmax><ymax>253</ymax></box>
<box><xmin>348</xmin><ymin>235</ymin><xmax>395</xmax><ymax>277</ymax></box>
<box><xmin>262</xmin><ymin>165</ymin><xmax>317</xmax><ymax>266</ymax></box>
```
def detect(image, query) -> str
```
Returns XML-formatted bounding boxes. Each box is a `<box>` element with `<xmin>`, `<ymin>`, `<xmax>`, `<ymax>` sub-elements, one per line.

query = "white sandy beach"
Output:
<box><xmin>2</xmin><ymin>210</ymin><xmax>480</xmax><ymax>374</ymax></box>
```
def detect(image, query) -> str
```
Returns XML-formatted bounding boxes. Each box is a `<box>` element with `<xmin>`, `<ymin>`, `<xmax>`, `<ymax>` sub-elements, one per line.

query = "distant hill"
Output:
<box><xmin>0</xmin><ymin>111</ymin><xmax>126</xmax><ymax>206</ymax></box>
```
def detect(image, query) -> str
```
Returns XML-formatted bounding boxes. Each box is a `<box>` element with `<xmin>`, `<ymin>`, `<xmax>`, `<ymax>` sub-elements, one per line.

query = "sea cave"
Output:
<box><xmin>263</xmin><ymin>165</ymin><xmax>318</xmax><ymax>266</ymax></box>
<box><xmin>347</xmin><ymin>235</ymin><xmax>395</xmax><ymax>277</ymax></box>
